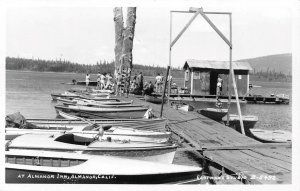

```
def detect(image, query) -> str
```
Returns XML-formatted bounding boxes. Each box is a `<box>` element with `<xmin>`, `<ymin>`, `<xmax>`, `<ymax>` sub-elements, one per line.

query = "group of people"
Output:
<box><xmin>85</xmin><ymin>72</ymin><xmax>114</xmax><ymax>91</ymax></box>
<box><xmin>84</xmin><ymin>71</ymin><xmax>177</xmax><ymax>96</ymax></box>
<box><xmin>85</xmin><ymin>71</ymin><xmax>145</xmax><ymax>96</ymax></box>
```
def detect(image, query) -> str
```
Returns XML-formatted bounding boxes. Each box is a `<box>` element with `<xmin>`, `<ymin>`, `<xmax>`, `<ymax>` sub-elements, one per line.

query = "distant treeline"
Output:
<box><xmin>6</xmin><ymin>57</ymin><xmax>292</xmax><ymax>82</ymax></box>
<box><xmin>250</xmin><ymin>69</ymin><xmax>292</xmax><ymax>82</ymax></box>
<box><xmin>6</xmin><ymin>57</ymin><xmax>184</xmax><ymax>78</ymax></box>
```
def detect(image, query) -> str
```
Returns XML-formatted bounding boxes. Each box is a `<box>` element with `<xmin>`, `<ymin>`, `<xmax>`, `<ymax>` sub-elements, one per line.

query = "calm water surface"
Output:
<box><xmin>6</xmin><ymin>70</ymin><xmax>292</xmax><ymax>166</ymax></box>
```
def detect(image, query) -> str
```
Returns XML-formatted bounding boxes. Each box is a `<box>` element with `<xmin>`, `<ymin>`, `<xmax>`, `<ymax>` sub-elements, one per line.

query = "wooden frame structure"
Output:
<box><xmin>168</xmin><ymin>7</ymin><xmax>245</xmax><ymax>134</ymax></box>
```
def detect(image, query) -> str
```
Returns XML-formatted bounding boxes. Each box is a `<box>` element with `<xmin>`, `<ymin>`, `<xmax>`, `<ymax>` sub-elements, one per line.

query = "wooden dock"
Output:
<box><xmin>152</xmin><ymin>93</ymin><xmax>290</xmax><ymax>104</ymax></box>
<box><xmin>122</xmin><ymin>95</ymin><xmax>292</xmax><ymax>184</ymax></box>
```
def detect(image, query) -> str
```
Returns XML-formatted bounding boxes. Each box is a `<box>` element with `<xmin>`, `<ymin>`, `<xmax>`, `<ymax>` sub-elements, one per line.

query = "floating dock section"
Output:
<box><xmin>122</xmin><ymin>95</ymin><xmax>291</xmax><ymax>184</ymax></box>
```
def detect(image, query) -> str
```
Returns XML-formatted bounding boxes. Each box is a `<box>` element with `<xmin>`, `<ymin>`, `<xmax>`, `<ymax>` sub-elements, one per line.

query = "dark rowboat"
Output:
<box><xmin>144</xmin><ymin>95</ymin><xmax>167</xmax><ymax>104</ymax></box>
<box><xmin>222</xmin><ymin>114</ymin><xmax>258</xmax><ymax>135</ymax></box>
<box><xmin>5</xmin><ymin>150</ymin><xmax>202</xmax><ymax>184</ymax></box>
<box><xmin>197</xmin><ymin>108</ymin><xmax>228</xmax><ymax>122</ymax></box>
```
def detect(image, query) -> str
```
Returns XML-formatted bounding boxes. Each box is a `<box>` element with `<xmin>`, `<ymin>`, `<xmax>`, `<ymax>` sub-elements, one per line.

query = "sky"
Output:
<box><xmin>5</xmin><ymin>0</ymin><xmax>296</xmax><ymax>68</ymax></box>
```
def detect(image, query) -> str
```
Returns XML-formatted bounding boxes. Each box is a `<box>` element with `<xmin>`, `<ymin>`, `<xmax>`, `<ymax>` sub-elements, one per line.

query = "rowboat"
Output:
<box><xmin>171</xmin><ymin>102</ymin><xmax>194</xmax><ymax>112</ymax></box>
<box><xmin>5</xmin><ymin>150</ymin><xmax>202</xmax><ymax>184</ymax></box>
<box><xmin>55</xmin><ymin>105</ymin><xmax>149</xmax><ymax>119</ymax></box>
<box><xmin>5</xmin><ymin>126</ymin><xmax>171</xmax><ymax>143</ymax></box>
<box><xmin>249</xmin><ymin>129</ymin><xmax>292</xmax><ymax>143</ymax></box>
<box><xmin>51</xmin><ymin>92</ymin><xmax>79</xmax><ymax>101</ymax></box>
<box><xmin>144</xmin><ymin>95</ymin><xmax>167</xmax><ymax>104</ymax></box>
<box><xmin>6</xmin><ymin>112</ymin><xmax>168</xmax><ymax>132</ymax></box>
<box><xmin>57</xmin><ymin>97</ymin><xmax>133</xmax><ymax>106</ymax></box>
<box><xmin>51</xmin><ymin>92</ymin><xmax>111</xmax><ymax>101</ymax></box>
<box><xmin>222</xmin><ymin>114</ymin><xmax>258</xmax><ymax>134</ymax></box>
<box><xmin>197</xmin><ymin>108</ymin><xmax>228</xmax><ymax>122</ymax></box>
<box><xmin>7</xmin><ymin>133</ymin><xmax>177</xmax><ymax>164</ymax></box>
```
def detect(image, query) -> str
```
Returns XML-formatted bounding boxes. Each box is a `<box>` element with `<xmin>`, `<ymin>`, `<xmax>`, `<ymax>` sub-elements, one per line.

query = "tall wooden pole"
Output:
<box><xmin>228</xmin><ymin>13</ymin><xmax>245</xmax><ymax>135</ymax></box>
<box><xmin>167</xmin><ymin>12</ymin><xmax>173</xmax><ymax>104</ymax></box>
<box><xmin>160</xmin><ymin>66</ymin><xmax>170</xmax><ymax>118</ymax></box>
<box><xmin>113</xmin><ymin>7</ymin><xmax>124</xmax><ymax>75</ymax></box>
<box><xmin>226</xmin><ymin>14</ymin><xmax>232</xmax><ymax>125</ymax></box>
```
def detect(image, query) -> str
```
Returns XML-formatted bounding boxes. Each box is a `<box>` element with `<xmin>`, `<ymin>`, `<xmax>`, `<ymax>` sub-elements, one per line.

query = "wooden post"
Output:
<box><xmin>113</xmin><ymin>7</ymin><xmax>124</xmax><ymax>74</ymax></box>
<box><xmin>167</xmin><ymin>12</ymin><xmax>173</xmax><ymax>104</ymax></box>
<box><xmin>226</xmin><ymin>14</ymin><xmax>232</xmax><ymax>125</ymax></box>
<box><xmin>160</xmin><ymin>66</ymin><xmax>170</xmax><ymax>118</ymax></box>
<box><xmin>170</xmin><ymin>9</ymin><xmax>201</xmax><ymax>48</ymax></box>
<box><xmin>228</xmin><ymin>14</ymin><xmax>245</xmax><ymax>135</ymax></box>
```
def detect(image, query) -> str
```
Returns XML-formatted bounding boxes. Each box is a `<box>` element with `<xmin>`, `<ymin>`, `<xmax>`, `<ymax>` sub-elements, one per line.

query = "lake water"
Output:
<box><xmin>5</xmin><ymin>70</ymin><xmax>292</xmax><ymax>167</ymax></box>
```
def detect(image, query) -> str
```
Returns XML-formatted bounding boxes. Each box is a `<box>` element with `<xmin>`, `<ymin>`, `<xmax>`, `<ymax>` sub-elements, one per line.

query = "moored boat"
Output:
<box><xmin>51</xmin><ymin>91</ymin><xmax>111</xmax><ymax>101</ymax></box>
<box><xmin>7</xmin><ymin>133</ymin><xmax>177</xmax><ymax>164</ymax></box>
<box><xmin>197</xmin><ymin>108</ymin><xmax>228</xmax><ymax>122</ymax></box>
<box><xmin>57</xmin><ymin>97</ymin><xmax>133</xmax><ymax>106</ymax></box>
<box><xmin>5</xmin><ymin>126</ymin><xmax>171</xmax><ymax>143</ymax></box>
<box><xmin>144</xmin><ymin>95</ymin><xmax>167</xmax><ymax>104</ymax></box>
<box><xmin>6</xmin><ymin>112</ymin><xmax>168</xmax><ymax>132</ymax></box>
<box><xmin>249</xmin><ymin>129</ymin><xmax>292</xmax><ymax>143</ymax></box>
<box><xmin>55</xmin><ymin>105</ymin><xmax>149</xmax><ymax>119</ymax></box>
<box><xmin>222</xmin><ymin>114</ymin><xmax>258</xmax><ymax>134</ymax></box>
<box><xmin>5</xmin><ymin>150</ymin><xmax>202</xmax><ymax>184</ymax></box>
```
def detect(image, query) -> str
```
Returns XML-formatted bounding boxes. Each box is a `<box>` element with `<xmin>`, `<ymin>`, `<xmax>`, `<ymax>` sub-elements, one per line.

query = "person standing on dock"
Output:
<box><xmin>96</xmin><ymin>72</ymin><xmax>101</xmax><ymax>90</ymax></box>
<box><xmin>85</xmin><ymin>73</ymin><xmax>90</xmax><ymax>90</ymax></box>
<box><xmin>100</xmin><ymin>73</ymin><xmax>106</xmax><ymax>90</ymax></box>
<box><xmin>105</xmin><ymin>73</ymin><xmax>113</xmax><ymax>89</ymax></box>
<box><xmin>115</xmin><ymin>72</ymin><xmax>123</xmax><ymax>96</ymax></box>
<box><xmin>216</xmin><ymin>75</ymin><xmax>223</xmax><ymax>98</ymax></box>
<box><xmin>155</xmin><ymin>73</ymin><xmax>163</xmax><ymax>93</ymax></box>
<box><xmin>137</xmin><ymin>72</ymin><xmax>144</xmax><ymax>91</ymax></box>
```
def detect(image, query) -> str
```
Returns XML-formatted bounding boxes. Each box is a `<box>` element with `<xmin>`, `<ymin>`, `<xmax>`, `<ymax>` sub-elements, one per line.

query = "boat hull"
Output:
<box><xmin>198</xmin><ymin>108</ymin><xmax>228</xmax><ymax>122</ymax></box>
<box><xmin>144</xmin><ymin>95</ymin><xmax>166</xmax><ymax>104</ymax></box>
<box><xmin>25</xmin><ymin>115</ymin><xmax>167</xmax><ymax>132</ymax></box>
<box><xmin>6</xmin><ymin>128</ymin><xmax>171</xmax><ymax>143</ymax></box>
<box><xmin>55</xmin><ymin>105</ymin><xmax>148</xmax><ymax>119</ymax></box>
<box><xmin>5</xmin><ymin>150</ymin><xmax>202</xmax><ymax>184</ymax></box>
<box><xmin>222</xmin><ymin>115</ymin><xmax>258</xmax><ymax>135</ymax></box>
<box><xmin>249</xmin><ymin>129</ymin><xmax>292</xmax><ymax>143</ymax></box>
<box><xmin>6</xmin><ymin>167</ymin><xmax>200</xmax><ymax>184</ymax></box>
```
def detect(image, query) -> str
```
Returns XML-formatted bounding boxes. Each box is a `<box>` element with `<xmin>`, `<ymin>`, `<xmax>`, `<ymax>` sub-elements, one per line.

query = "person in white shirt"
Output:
<box><xmin>100</xmin><ymin>73</ymin><xmax>106</xmax><ymax>90</ymax></box>
<box><xmin>96</xmin><ymin>72</ymin><xmax>101</xmax><ymax>90</ymax></box>
<box><xmin>155</xmin><ymin>73</ymin><xmax>163</xmax><ymax>93</ymax></box>
<box><xmin>85</xmin><ymin>73</ymin><xmax>90</xmax><ymax>90</ymax></box>
<box><xmin>105</xmin><ymin>73</ymin><xmax>113</xmax><ymax>89</ymax></box>
<box><xmin>216</xmin><ymin>75</ymin><xmax>223</xmax><ymax>98</ymax></box>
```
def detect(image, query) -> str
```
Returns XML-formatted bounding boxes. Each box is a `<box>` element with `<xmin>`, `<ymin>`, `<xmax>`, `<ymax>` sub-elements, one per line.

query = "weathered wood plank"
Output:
<box><xmin>241</xmin><ymin>150</ymin><xmax>291</xmax><ymax>170</ymax></box>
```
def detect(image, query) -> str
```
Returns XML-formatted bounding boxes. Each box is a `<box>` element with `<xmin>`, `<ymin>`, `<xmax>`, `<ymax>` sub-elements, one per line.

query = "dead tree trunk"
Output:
<box><xmin>113</xmin><ymin>7</ymin><xmax>124</xmax><ymax>75</ymax></box>
<box><xmin>121</xmin><ymin>7</ymin><xmax>136</xmax><ymax>72</ymax></box>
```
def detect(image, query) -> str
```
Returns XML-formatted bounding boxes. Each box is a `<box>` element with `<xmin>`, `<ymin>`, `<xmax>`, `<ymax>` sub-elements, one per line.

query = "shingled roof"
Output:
<box><xmin>183</xmin><ymin>59</ymin><xmax>252</xmax><ymax>70</ymax></box>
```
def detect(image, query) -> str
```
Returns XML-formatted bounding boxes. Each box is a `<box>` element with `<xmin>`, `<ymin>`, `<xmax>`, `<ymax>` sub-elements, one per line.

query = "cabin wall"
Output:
<box><xmin>183</xmin><ymin>67</ymin><xmax>249</xmax><ymax>96</ymax></box>
<box><xmin>221</xmin><ymin>72</ymin><xmax>249</xmax><ymax>96</ymax></box>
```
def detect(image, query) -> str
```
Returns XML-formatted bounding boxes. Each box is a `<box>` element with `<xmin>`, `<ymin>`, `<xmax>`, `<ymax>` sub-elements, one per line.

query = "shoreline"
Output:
<box><xmin>6</xmin><ymin>69</ymin><xmax>292</xmax><ymax>85</ymax></box>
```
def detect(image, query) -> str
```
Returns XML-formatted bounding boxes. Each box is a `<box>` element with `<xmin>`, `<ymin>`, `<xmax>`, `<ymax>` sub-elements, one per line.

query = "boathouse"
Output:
<box><xmin>183</xmin><ymin>59</ymin><xmax>252</xmax><ymax>96</ymax></box>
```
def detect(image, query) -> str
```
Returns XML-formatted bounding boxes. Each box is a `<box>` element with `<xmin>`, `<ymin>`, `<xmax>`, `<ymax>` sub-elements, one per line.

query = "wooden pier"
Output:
<box><xmin>122</xmin><ymin>95</ymin><xmax>292</xmax><ymax>184</ymax></box>
<box><xmin>156</xmin><ymin>94</ymin><xmax>290</xmax><ymax>104</ymax></box>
